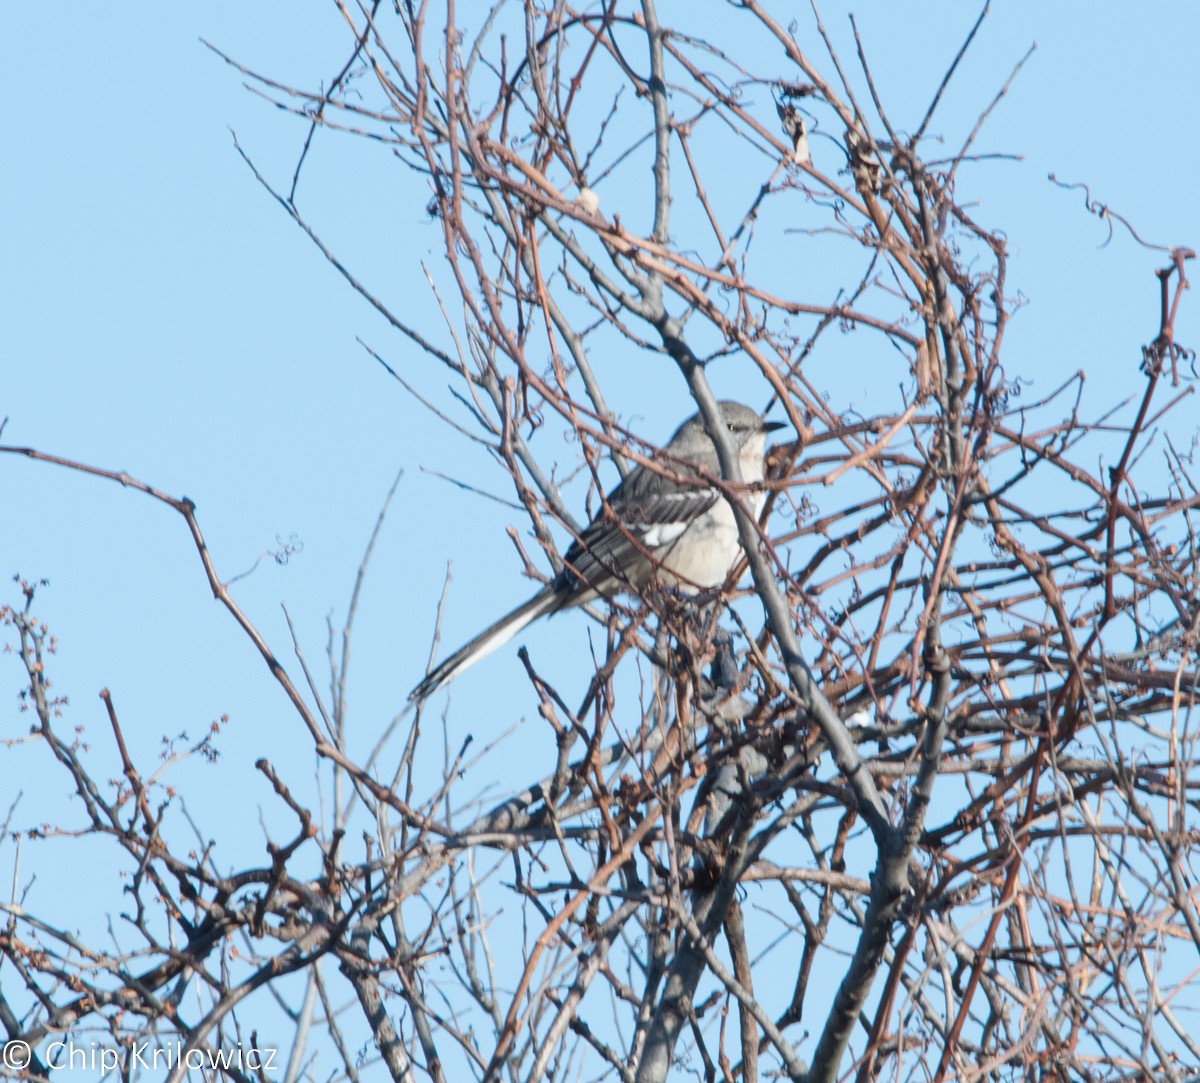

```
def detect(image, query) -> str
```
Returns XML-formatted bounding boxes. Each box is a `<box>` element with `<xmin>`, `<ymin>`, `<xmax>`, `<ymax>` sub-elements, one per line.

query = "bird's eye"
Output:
<box><xmin>727</xmin><ymin>422</ymin><xmax>736</xmax><ymax>432</ymax></box>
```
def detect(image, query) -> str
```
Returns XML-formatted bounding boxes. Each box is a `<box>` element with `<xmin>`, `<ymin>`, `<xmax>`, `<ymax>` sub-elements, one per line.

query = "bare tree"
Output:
<box><xmin>3</xmin><ymin>4</ymin><xmax>1199</xmax><ymax>1082</ymax></box>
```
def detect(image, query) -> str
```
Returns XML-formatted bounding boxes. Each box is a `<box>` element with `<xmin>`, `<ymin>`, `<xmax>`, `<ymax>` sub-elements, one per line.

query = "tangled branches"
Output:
<box><xmin>3</xmin><ymin>3</ymin><xmax>1198</xmax><ymax>1082</ymax></box>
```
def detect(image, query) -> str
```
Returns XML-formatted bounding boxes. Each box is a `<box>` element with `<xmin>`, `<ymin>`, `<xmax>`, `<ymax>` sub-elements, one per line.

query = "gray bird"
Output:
<box><xmin>410</xmin><ymin>401</ymin><xmax>784</xmax><ymax>700</ymax></box>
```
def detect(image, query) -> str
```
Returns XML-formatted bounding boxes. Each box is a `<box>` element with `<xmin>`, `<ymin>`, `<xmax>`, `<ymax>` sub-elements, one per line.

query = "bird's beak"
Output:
<box><xmin>761</xmin><ymin>419</ymin><xmax>787</xmax><ymax>433</ymax></box>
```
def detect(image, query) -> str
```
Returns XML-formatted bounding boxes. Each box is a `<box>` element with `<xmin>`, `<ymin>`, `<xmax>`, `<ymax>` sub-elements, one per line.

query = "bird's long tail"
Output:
<box><xmin>409</xmin><ymin>586</ymin><xmax>563</xmax><ymax>701</ymax></box>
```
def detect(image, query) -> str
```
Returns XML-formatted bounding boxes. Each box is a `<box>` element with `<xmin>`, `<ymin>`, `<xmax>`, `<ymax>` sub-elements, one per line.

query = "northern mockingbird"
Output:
<box><xmin>410</xmin><ymin>400</ymin><xmax>784</xmax><ymax>700</ymax></box>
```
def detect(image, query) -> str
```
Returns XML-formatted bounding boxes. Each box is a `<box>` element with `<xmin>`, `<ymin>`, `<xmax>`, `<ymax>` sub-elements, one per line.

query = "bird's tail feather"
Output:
<box><xmin>410</xmin><ymin>587</ymin><xmax>563</xmax><ymax>701</ymax></box>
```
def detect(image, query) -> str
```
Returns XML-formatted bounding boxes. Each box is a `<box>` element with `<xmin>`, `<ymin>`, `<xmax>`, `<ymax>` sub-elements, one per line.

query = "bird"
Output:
<box><xmin>409</xmin><ymin>401</ymin><xmax>785</xmax><ymax>700</ymax></box>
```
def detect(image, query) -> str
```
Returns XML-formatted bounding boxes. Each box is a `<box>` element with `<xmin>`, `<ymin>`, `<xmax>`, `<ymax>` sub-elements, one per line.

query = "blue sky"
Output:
<box><xmin>2</xmin><ymin>1</ymin><xmax>1199</xmax><ymax>1073</ymax></box>
<box><xmin>4</xmin><ymin>5</ymin><xmax>1197</xmax><ymax>741</ymax></box>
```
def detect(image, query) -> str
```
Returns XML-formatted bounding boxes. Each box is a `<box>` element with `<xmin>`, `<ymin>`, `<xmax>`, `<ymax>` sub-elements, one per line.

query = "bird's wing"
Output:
<box><xmin>560</xmin><ymin>468</ymin><xmax>719</xmax><ymax>593</ymax></box>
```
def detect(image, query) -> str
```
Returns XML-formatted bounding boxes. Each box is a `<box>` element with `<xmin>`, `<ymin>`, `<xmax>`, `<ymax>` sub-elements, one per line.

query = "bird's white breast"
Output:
<box><xmin>656</xmin><ymin>488</ymin><xmax>765</xmax><ymax>590</ymax></box>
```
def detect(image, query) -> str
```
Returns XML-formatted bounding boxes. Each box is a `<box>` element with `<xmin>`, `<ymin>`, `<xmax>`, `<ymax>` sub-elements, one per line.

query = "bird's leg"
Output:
<box><xmin>708</xmin><ymin>625</ymin><xmax>739</xmax><ymax>693</ymax></box>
